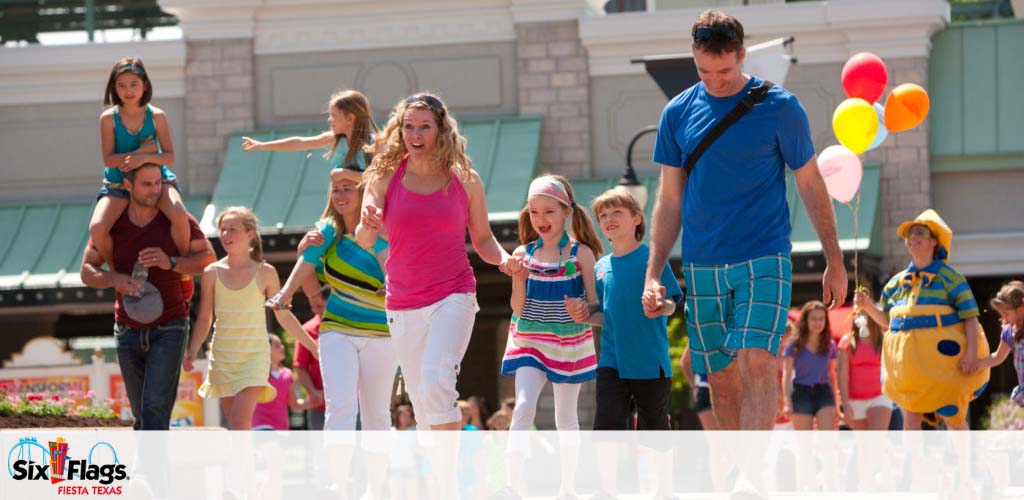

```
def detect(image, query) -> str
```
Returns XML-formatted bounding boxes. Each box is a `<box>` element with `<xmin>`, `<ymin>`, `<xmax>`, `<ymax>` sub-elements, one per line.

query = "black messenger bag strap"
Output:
<box><xmin>682</xmin><ymin>80</ymin><xmax>775</xmax><ymax>178</ymax></box>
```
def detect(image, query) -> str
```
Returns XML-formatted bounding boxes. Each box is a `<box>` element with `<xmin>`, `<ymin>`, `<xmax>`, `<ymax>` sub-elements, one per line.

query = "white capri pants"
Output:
<box><xmin>386</xmin><ymin>293</ymin><xmax>479</xmax><ymax>427</ymax></box>
<box><xmin>319</xmin><ymin>331</ymin><xmax>399</xmax><ymax>431</ymax></box>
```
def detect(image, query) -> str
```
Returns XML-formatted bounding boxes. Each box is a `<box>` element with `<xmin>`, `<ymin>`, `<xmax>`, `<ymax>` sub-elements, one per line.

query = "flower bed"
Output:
<box><xmin>0</xmin><ymin>391</ymin><xmax>132</xmax><ymax>429</ymax></box>
<box><xmin>985</xmin><ymin>395</ymin><xmax>1024</xmax><ymax>430</ymax></box>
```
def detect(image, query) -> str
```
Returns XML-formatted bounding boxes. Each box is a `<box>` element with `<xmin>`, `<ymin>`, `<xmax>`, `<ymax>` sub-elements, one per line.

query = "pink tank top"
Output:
<box><xmin>839</xmin><ymin>335</ymin><xmax>883</xmax><ymax>400</ymax></box>
<box><xmin>383</xmin><ymin>158</ymin><xmax>476</xmax><ymax>310</ymax></box>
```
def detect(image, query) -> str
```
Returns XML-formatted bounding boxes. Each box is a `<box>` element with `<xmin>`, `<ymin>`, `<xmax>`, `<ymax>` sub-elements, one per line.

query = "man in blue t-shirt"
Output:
<box><xmin>642</xmin><ymin>11</ymin><xmax>847</xmax><ymax>431</ymax></box>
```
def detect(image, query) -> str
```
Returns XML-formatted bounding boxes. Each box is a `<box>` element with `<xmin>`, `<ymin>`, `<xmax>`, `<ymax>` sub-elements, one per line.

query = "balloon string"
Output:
<box><xmin>851</xmin><ymin>189</ymin><xmax>863</xmax><ymax>309</ymax></box>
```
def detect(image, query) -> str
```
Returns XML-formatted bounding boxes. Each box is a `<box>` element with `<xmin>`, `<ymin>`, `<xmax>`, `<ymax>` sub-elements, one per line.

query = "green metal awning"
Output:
<box><xmin>0</xmin><ymin>196</ymin><xmax>208</xmax><ymax>294</ymax></box>
<box><xmin>568</xmin><ymin>163</ymin><xmax>881</xmax><ymax>261</ymax></box>
<box><xmin>202</xmin><ymin>116</ymin><xmax>543</xmax><ymax>235</ymax></box>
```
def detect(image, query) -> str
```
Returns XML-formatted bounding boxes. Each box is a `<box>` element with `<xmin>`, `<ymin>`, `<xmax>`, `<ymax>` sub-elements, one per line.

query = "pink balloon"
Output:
<box><xmin>817</xmin><ymin>145</ymin><xmax>863</xmax><ymax>204</ymax></box>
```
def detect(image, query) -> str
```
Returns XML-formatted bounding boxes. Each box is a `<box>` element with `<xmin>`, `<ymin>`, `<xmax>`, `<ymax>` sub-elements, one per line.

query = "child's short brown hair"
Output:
<box><xmin>591</xmin><ymin>188</ymin><xmax>645</xmax><ymax>242</ymax></box>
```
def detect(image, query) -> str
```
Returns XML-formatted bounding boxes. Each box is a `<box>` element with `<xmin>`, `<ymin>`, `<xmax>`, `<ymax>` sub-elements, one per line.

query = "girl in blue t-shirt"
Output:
<box><xmin>782</xmin><ymin>300</ymin><xmax>839</xmax><ymax>430</ymax></box>
<box><xmin>976</xmin><ymin>281</ymin><xmax>1024</xmax><ymax>406</ymax></box>
<box><xmin>90</xmin><ymin>57</ymin><xmax>189</xmax><ymax>267</ymax></box>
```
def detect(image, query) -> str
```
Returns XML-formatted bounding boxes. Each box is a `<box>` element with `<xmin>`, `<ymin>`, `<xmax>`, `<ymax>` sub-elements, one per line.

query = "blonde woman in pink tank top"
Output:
<box><xmin>356</xmin><ymin>92</ymin><xmax>512</xmax><ymax>500</ymax></box>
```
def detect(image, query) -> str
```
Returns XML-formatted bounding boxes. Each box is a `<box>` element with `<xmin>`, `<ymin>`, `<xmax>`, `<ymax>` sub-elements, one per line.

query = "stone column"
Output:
<box><xmin>512</xmin><ymin>0</ymin><xmax>596</xmax><ymax>178</ymax></box>
<box><xmin>182</xmin><ymin>39</ymin><xmax>254</xmax><ymax>194</ymax></box>
<box><xmin>158</xmin><ymin>0</ymin><xmax>260</xmax><ymax>194</ymax></box>
<box><xmin>516</xmin><ymin>20</ymin><xmax>591</xmax><ymax>178</ymax></box>
<box><xmin>867</xmin><ymin>56</ymin><xmax>931</xmax><ymax>275</ymax></box>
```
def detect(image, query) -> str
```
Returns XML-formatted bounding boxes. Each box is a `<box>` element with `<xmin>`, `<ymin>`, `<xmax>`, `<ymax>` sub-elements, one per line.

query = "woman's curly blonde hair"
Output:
<box><xmin>363</xmin><ymin>92</ymin><xmax>473</xmax><ymax>186</ymax></box>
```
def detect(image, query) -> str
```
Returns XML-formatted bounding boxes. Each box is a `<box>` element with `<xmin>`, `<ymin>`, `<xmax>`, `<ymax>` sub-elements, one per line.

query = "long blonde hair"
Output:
<box><xmin>325</xmin><ymin>90</ymin><xmax>378</xmax><ymax>169</ymax></box>
<box><xmin>215</xmin><ymin>206</ymin><xmax>263</xmax><ymax>262</ymax></box>
<box><xmin>363</xmin><ymin>92</ymin><xmax>472</xmax><ymax>186</ymax></box>
<box><xmin>518</xmin><ymin>174</ymin><xmax>603</xmax><ymax>256</ymax></box>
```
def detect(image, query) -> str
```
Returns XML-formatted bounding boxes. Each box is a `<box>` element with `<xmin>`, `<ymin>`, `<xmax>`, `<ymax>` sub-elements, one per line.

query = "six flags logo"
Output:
<box><xmin>7</xmin><ymin>437</ymin><xmax>128</xmax><ymax>495</ymax></box>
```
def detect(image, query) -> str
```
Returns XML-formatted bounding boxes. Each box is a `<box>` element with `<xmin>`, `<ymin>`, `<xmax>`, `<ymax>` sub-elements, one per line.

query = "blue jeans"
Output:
<box><xmin>114</xmin><ymin>318</ymin><xmax>189</xmax><ymax>430</ymax></box>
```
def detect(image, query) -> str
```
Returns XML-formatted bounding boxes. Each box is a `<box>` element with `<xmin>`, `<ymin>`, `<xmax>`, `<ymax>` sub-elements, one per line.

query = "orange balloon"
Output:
<box><xmin>884</xmin><ymin>83</ymin><xmax>930</xmax><ymax>132</ymax></box>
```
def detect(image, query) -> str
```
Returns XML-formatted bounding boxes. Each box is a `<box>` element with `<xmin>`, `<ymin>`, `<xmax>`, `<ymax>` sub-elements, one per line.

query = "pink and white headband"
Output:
<box><xmin>528</xmin><ymin>177</ymin><xmax>574</xmax><ymax>207</ymax></box>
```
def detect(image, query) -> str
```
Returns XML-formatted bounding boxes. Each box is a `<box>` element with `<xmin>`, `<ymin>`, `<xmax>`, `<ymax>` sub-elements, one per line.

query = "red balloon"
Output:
<box><xmin>842</xmin><ymin>52</ymin><xmax>888</xmax><ymax>103</ymax></box>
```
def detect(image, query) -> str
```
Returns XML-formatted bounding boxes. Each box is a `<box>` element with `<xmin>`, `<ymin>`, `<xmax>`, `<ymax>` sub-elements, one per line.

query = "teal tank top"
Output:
<box><xmin>328</xmin><ymin>135</ymin><xmax>372</xmax><ymax>171</ymax></box>
<box><xmin>103</xmin><ymin>105</ymin><xmax>176</xmax><ymax>185</ymax></box>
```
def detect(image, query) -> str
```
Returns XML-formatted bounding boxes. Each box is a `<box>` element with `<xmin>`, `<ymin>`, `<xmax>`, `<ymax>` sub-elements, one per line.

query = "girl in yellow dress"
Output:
<box><xmin>854</xmin><ymin>209</ymin><xmax>989</xmax><ymax>429</ymax></box>
<box><xmin>183</xmin><ymin>206</ymin><xmax>318</xmax><ymax>429</ymax></box>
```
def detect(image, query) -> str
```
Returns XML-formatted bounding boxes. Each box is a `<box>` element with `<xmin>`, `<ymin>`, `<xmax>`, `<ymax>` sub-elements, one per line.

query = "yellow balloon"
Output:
<box><xmin>832</xmin><ymin>98</ymin><xmax>878</xmax><ymax>155</ymax></box>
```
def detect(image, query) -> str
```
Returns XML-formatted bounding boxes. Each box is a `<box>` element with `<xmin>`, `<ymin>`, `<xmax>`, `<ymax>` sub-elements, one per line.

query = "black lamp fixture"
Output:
<box><xmin>617</xmin><ymin>124</ymin><xmax>657</xmax><ymax>208</ymax></box>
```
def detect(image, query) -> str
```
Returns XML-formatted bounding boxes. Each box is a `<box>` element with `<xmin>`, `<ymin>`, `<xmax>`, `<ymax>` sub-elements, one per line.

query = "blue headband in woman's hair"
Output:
<box><xmin>121</xmin><ymin>64</ymin><xmax>146</xmax><ymax>76</ymax></box>
<box><xmin>404</xmin><ymin>94</ymin><xmax>444</xmax><ymax>113</ymax></box>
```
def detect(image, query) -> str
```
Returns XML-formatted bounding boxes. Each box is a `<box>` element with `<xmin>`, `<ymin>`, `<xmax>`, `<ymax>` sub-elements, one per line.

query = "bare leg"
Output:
<box><xmin>158</xmin><ymin>184</ymin><xmax>190</xmax><ymax>257</ymax></box>
<box><xmin>696</xmin><ymin>410</ymin><xmax>718</xmax><ymax>431</ymax></box>
<box><xmin>866</xmin><ymin>406</ymin><xmax>892</xmax><ymax>430</ymax></box>
<box><xmin>220</xmin><ymin>396</ymin><xmax>235</xmax><ymax>429</ymax></box>
<box><xmin>738</xmin><ymin>349</ymin><xmax>778</xmax><ymax>430</ymax></box>
<box><xmin>791</xmin><ymin>414</ymin><xmax>814</xmax><ymax>431</ymax></box>
<box><xmin>903</xmin><ymin>409</ymin><xmax>923</xmax><ymax>431</ymax></box>
<box><xmin>815</xmin><ymin>406</ymin><xmax>836</xmax><ymax>430</ymax></box>
<box><xmin>226</xmin><ymin>386</ymin><xmax>264</xmax><ymax>430</ymax></box>
<box><xmin>90</xmin><ymin>196</ymin><xmax>130</xmax><ymax>267</ymax></box>
<box><xmin>707</xmin><ymin>363</ymin><xmax>741</xmax><ymax>430</ymax></box>
<box><xmin>847</xmin><ymin>418</ymin><xmax>868</xmax><ymax>430</ymax></box>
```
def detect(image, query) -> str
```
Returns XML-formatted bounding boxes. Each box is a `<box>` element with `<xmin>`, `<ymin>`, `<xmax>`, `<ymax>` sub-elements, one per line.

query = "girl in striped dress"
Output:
<box><xmin>497</xmin><ymin>175</ymin><xmax>601</xmax><ymax>500</ymax></box>
<box><xmin>184</xmin><ymin>207</ymin><xmax>318</xmax><ymax>430</ymax></box>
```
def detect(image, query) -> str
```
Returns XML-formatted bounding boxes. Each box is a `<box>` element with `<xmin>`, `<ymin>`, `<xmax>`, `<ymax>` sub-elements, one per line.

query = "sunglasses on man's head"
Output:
<box><xmin>692</xmin><ymin>26</ymin><xmax>737</xmax><ymax>43</ymax></box>
<box><xmin>404</xmin><ymin>94</ymin><xmax>445</xmax><ymax>113</ymax></box>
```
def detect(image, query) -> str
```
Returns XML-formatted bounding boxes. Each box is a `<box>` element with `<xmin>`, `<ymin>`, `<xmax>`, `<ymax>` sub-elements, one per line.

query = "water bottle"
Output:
<box><xmin>131</xmin><ymin>260</ymin><xmax>148</xmax><ymax>284</ymax></box>
<box><xmin>124</xmin><ymin>259</ymin><xmax>163</xmax><ymax>323</ymax></box>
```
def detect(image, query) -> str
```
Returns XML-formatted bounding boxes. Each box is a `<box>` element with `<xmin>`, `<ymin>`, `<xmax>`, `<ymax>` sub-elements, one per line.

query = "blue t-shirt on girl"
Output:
<box><xmin>999</xmin><ymin>324</ymin><xmax>1024</xmax><ymax>405</ymax></box>
<box><xmin>329</xmin><ymin>137</ymin><xmax>371</xmax><ymax>170</ymax></box>
<box><xmin>783</xmin><ymin>338</ymin><xmax>837</xmax><ymax>386</ymax></box>
<box><xmin>594</xmin><ymin>244</ymin><xmax>683</xmax><ymax>379</ymax></box>
<box><xmin>652</xmin><ymin>75</ymin><xmax>815</xmax><ymax>265</ymax></box>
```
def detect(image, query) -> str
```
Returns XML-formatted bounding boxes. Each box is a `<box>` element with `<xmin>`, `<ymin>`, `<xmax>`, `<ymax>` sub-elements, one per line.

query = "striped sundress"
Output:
<box><xmin>500</xmin><ymin>240</ymin><xmax>597</xmax><ymax>383</ymax></box>
<box><xmin>198</xmin><ymin>268</ymin><xmax>276</xmax><ymax>402</ymax></box>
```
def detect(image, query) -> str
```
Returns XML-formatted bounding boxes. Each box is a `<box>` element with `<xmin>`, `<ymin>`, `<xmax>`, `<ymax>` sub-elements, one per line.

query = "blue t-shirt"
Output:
<box><xmin>783</xmin><ymin>338</ymin><xmax>837</xmax><ymax>386</ymax></box>
<box><xmin>594</xmin><ymin>244</ymin><xmax>683</xmax><ymax>379</ymax></box>
<box><xmin>328</xmin><ymin>137</ymin><xmax>371</xmax><ymax>170</ymax></box>
<box><xmin>652</xmin><ymin>76</ymin><xmax>815</xmax><ymax>265</ymax></box>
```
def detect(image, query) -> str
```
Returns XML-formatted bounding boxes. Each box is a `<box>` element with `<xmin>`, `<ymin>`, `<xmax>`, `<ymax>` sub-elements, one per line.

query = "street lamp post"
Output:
<box><xmin>617</xmin><ymin>125</ymin><xmax>657</xmax><ymax>208</ymax></box>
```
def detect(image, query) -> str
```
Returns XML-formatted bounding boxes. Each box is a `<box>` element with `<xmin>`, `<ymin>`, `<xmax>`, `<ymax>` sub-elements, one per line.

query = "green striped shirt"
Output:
<box><xmin>302</xmin><ymin>221</ymin><xmax>389</xmax><ymax>338</ymax></box>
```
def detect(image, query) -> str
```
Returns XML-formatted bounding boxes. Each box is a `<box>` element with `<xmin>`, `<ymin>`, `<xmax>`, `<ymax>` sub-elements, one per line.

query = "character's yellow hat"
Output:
<box><xmin>897</xmin><ymin>209</ymin><xmax>952</xmax><ymax>261</ymax></box>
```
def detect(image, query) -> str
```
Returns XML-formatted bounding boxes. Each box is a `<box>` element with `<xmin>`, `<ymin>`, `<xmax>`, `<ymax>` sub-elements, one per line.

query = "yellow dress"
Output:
<box><xmin>197</xmin><ymin>269</ymin><xmax>276</xmax><ymax>403</ymax></box>
<box><xmin>881</xmin><ymin>273</ymin><xmax>989</xmax><ymax>427</ymax></box>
